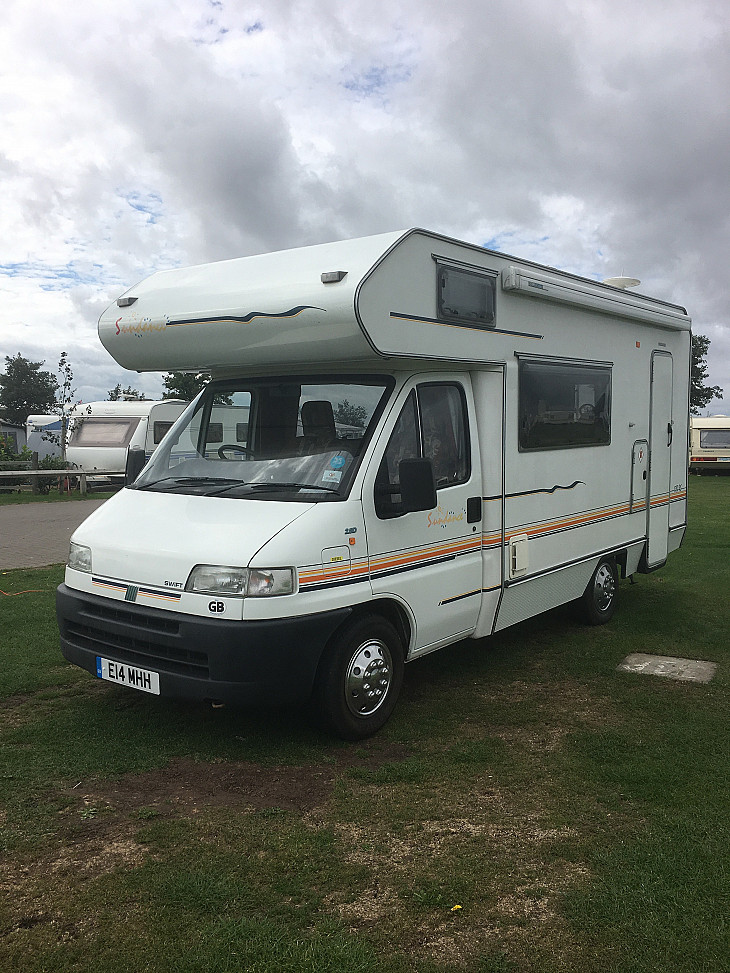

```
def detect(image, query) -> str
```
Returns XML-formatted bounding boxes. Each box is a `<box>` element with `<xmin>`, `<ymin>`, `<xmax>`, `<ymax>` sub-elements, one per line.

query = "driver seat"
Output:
<box><xmin>299</xmin><ymin>400</ymin><xmax>337</xmax><ymax>453</ymax></box>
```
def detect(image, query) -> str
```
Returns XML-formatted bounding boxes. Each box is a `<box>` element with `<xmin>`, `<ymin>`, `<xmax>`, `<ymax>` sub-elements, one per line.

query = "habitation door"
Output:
<box><xmin>362</xmin><ymin>376</ymin><xmax>483</xmax><ymax>654</ymax></box>
<box><xmin>647</xmin><ymin>352</ymin><xmax>673</xmax><ymax>567</ymax></box>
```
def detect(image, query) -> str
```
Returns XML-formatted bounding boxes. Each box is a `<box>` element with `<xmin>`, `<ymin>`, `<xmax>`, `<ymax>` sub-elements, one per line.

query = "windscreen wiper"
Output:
<box><xmin>243</xmin><ymin>481</ymin><xmax>340</xmax><ymax>494</ymax></box>
<box><xmin>135</xmin><ymin>476</ymin><xmax>243</xmax><ymax>492</ymax></box>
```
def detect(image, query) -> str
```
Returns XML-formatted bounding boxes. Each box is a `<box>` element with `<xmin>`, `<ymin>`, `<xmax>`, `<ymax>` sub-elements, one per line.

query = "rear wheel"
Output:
<box><xmin>311</xmin><ymin>615</ymin><xmax>404</xmax><ymax>740</ymax></box>
<box><xmin>578</xmin><ymin>557</ymin><xmax>618</xmax><ymax>625</ymax></box>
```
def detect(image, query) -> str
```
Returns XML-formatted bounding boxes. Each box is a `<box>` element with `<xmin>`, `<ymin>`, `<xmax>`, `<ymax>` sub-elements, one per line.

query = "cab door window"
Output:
<box><xmin>375</xmin><ymin>383</ymin><xmax>469</xmax><ymax>519</ymax></box>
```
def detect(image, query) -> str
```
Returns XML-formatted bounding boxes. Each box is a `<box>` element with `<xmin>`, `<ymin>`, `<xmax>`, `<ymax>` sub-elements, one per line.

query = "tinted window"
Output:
<box><xmin>437</xmin><ymin>265</ymin><xmax>496</xmax><ymax>328</ymax></box>
<box><xmin>153</xmin><ymin>421</ymin><xmax>174</xmax><ymax>445</ymax></box>
<box><xmin>519</xmin><ymin>360</ymin><xmax>611</xmax><ymax>450</ymax></box>
<box><xmin>206</xmin><ymin>422</ymin><xmax>224</xmax><ymax>445</ymax></box>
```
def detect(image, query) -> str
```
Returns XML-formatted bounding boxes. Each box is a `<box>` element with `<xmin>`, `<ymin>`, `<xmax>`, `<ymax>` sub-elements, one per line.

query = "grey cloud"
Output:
<box><xmin>1</xmin><ymin>0</ymin><xmax>728</xmax><ymax>406</ymax></box>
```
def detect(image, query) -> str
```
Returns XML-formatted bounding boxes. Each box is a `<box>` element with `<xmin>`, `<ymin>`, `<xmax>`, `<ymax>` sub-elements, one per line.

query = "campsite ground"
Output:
<box><xmin>1</xmin><ymin>477</ymin><xmax>727</xmax><ymax>972</ymax></box>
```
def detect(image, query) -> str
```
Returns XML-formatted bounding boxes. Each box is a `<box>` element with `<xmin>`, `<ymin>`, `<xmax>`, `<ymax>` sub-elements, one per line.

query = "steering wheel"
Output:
<box><xmin>217</xmin><ymin>444</ymin><xmax>253</xmax><ymax>459</ymax></box>
<box><xmin>578</xmin><ymin>403</ymin><xmax>595</xmax><ymax>418</ymax></box>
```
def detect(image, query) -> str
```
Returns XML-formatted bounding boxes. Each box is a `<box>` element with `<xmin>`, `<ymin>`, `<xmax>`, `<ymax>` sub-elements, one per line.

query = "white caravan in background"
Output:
<box><xmin>57</xmin><ymin>229</ymin><xmax>691</xmax><ymax>738</ymax></box>
<box><xmin>65</xmin><ymin>399</ymin><xmax>187</xmax><ymax>478</ymax></box>
<box><xmin>689</xmin><ymin>415</ymin><xmax>730</xmax><ymax>473</ymax></box>
<box><xmin>25</xmin><ymin>415</ymin><xmax>64</xmax><ymax>460</ymax></box>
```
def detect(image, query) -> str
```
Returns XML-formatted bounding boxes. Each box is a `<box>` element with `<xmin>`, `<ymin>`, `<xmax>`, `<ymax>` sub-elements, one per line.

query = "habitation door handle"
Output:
<box><xmin>667</xmin><ymin>422</ymin><xmax>673</xmax><ymax>447</ymax></box>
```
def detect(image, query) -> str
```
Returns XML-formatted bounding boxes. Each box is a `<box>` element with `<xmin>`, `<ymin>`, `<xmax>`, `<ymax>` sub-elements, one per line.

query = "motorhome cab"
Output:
<box><xmin>56</xmin><ymin>229</ymin><xmax>691</xmax><ymax>738</ymax></box>
<box><xmin>689</xmin><ymin>415</ymin><xmax>730</xmax><ymax>473</ymax></box>
<box><xmin>66</xmin><ymin>399</ymin><xmax>187</xmax><ymax>480</ymax></box>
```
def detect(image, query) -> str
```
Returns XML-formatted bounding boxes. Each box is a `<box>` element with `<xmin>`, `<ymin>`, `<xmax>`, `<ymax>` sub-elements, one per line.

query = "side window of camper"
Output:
<box><xmin>70</xmin><ymin>418</ymin><xmax>140</xmax><ymax>447</ymax></box>
<box><xmin>700</xmin><ymin>428</ymin><xmax>730</xmax><ymax>448</ymax></box>
<box><xmin>375</xmin><ymin>384</ymin><xmax>470</xmax><ymax>519</ymax></box>
<box><xmin>518</xmin><ymin>359</ymin><xmax>611</xmax><ymax>450</ymax></box>
<box><xmin>206</xmin><ymin>423</ymin><xmax>224</xmax><ymax>445</ymax></box>
<box><xmin>153</xmin><ymin>421</ymin><xmax>174</xmax><ymax>445</ymax></box>
<box><xmin>437</xmin><ymin>265</ymin><xmax>496</xmax><ymax>329</ymax></box>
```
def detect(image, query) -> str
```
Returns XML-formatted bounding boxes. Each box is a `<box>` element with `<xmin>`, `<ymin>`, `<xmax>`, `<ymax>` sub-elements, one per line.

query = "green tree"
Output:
<box><xmin>0</xmin><ymin>354</ymin><xmax>58</xmax><ymax>425</ymax></box>
<box><xmin>334</xmin><ymin>399</ymin><xmax>367</xmax><ymax>428</ymax></box>
<box><xmin>40</xmin><ymin>353</ymin><xmax>77</xmax><ymax>460</ymax></box>
<box><xmin>108</xmin><ymin>383</ymin><xmax>146</xmax><ymax>401</ymax></box>
<box><xmin>55</xmin><ymin>352</ymin><xmax>76</xmax><ymax>459</ymax></box>
<box><xmin>162</xmin><ymin>372</ymin><xmax>208</xmax><ymax>400</ymax></box>
<box><xmin>691</xmin><ymin>334</ymin><xmax>723</xmax><ymax>415</ymax></box>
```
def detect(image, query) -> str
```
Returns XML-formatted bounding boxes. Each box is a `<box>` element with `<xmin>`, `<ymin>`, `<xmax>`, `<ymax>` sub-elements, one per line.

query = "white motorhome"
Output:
<box><xmin>25</xmin><ymin>415</ymin><xmax>64</xmax><ymax>460</ymax></box>
<box><xmin>65</xmin><ymin>399</ymin><xmax>187</xmax><ymax>477</ymax></box>
<box><xmin>689</xmin><ymin>415</ymin><xmax>730</xmax><ymax>473</ymax></box>
<box><xmin>57</xmin><ymin>229</ymin><xmax>691</xmax><ymax>738</ymax></box>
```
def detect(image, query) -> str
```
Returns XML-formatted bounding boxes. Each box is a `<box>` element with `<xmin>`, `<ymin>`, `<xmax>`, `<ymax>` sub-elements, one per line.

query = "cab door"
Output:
<box><xmin>362</xmin><ymin>375</ymin><xmax>483</xmax><ymax>655</ymax></box>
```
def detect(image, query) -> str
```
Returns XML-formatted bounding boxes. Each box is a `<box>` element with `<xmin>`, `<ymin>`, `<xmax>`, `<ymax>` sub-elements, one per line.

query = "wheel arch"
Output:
<box><xmin>328</xmin><ymin>596</ymin><xmax>412</xmax><ymax>662</ymax></box>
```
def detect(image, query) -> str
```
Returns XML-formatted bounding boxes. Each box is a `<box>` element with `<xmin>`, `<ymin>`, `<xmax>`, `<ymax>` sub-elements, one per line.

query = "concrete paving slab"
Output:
<box><xmin>618</xmin><ymin>653</ymin><xmax>717</xmax><ymax>684</ymax></box>
<box><xmin>0</xmin><ymin>499</ymin><xmax>107</xmax><ymax>570</ymax></box>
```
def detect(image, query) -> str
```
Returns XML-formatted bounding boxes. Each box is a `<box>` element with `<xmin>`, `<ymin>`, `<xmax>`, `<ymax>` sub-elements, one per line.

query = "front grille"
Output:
<box><xmin>65</xmin><ymin>600</ymin><xmax>209</xmax><ymax>678</ymax></box>
<box><xmin>83</xmin><ymin>600</ymin><xmax>180</xmax><ymax>635</ymax></box>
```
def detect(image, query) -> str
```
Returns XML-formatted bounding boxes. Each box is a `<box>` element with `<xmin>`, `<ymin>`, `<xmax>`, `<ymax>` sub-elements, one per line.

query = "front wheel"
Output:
<box><xmin>578</xmin><ymin>557</ymin><xmax>618</xmax><ymax>625</ymax></box>
<box><xmin>311</xmin><ymin>616</ymin><xmax>404</xmax><ymax>740</ymax></box>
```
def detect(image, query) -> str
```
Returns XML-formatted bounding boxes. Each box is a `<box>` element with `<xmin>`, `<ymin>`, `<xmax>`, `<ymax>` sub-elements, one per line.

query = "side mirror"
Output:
<box><xmin>399</xmin><ymin>458</ymin><xmax>437</xmax><ymax>513</ymax></box>
<box><xmin>125</xmin><ymin>445</ymin><xmax>146</xmax><ymax>485</ymax></box>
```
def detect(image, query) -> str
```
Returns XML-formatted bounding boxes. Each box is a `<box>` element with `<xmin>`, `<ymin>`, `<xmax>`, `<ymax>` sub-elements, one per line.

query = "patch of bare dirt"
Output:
<box><xmin>64</xmin><ymin>742</ymin><xmax>410</xmax><ymax>821</ymax></box>
<box><xmin>76</xmin><ymin>758</ymin><xmax>335</xmax><ymax>816</ymax></box>
<box><xmin>1</xmin><ymin>742</ymin><xmax>411</xmax><ymax>942</ymax></box>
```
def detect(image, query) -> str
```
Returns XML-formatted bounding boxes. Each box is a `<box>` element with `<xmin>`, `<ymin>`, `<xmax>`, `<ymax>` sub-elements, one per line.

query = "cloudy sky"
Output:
<box><xmin>1</xmin><ymin>0</ymin><xmax>728</xmax><ymax>408</ymax></box>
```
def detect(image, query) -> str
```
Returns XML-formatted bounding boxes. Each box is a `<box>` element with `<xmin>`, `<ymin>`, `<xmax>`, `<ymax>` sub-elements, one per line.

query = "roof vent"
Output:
<box><xmin>602</xmin><ymin>276</ymin><xmax>640</xmax><ymax>290</ymax></box>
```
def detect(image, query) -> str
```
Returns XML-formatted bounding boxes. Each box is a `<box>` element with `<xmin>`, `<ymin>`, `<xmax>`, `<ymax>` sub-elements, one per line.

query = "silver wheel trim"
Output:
<box><xmin>345</xmin><ymin>638</ymin><xmax>393</xmax><ymax>719</ymax></box>
<box><xmin>593</xmin><ymin>563</ymin><xmax>616</xmax><ymax>611</ymax></box>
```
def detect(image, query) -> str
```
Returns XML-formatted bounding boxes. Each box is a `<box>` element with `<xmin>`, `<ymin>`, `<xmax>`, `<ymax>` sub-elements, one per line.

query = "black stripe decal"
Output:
<box><xmin>483</xmin><ymin>481</ymin><xmax>585</xmax><ymax>503</ymax></box>
<box><xmin>166</xmin><ymin>305</ymin><xmax>326</xmax><ymax>328</ymax></box>
<box><xmin>439</xmin><ymin>588</ymin><xmax>482</xmax><ymax>606</ymax></box>
<box><xmin>389</xmin><ymin>310</ymin><xmax>543</xmax><ymax>340</ymax></box>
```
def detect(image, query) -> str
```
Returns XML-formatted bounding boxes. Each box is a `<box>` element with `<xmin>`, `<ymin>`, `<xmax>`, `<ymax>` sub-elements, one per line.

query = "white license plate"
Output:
<box><xmin>96</xmin><ymin>657</ymin><xmax>160</xmax><ymax>695</ymax></box>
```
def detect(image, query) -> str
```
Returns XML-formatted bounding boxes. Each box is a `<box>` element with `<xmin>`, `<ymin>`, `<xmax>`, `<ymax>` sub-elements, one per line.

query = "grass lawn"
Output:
<box><xmin>0</xmin><ymin>477</ymin><xmax>727</xmax><ymax>971</ymax></box>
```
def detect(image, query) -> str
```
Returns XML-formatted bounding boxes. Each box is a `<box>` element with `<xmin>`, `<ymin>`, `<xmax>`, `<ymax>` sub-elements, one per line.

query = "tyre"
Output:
<box><xmin>578</xmin><ymin>557</ymin><xmax>618</xmax><ymax>625</ymax></box>
<box><xmin>311</xmin><ymin>615</ymin><xmax>404</xmax><ymax>740</ymax></box>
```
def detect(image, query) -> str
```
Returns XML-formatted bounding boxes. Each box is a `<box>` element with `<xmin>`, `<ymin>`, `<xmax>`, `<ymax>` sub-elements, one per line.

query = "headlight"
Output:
<box><xmin>246</xmin><ymin>568</ymin><xmax>294</xmax><ymax>598</ymax></box>
<box><xmin>186</xmin><ymin>565</ymin><xmax>248</xmax><ymax>596</ymax></box>
<box><xmin>185</xmin><ymin>565</ymin><xmax>295</xmax><ymax>598</ymax></box>
<box><xmin>68</xmin><ymin>542</ymin><xmax>92</xmax><ymax>573</ymax></box>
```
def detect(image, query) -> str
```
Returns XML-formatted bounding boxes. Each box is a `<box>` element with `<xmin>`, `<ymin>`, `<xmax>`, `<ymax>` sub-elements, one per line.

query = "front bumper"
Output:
<box><xmin>56</xmin><ymin>583</ymin><xmax>351</xmax><ymax>706</ymax></box>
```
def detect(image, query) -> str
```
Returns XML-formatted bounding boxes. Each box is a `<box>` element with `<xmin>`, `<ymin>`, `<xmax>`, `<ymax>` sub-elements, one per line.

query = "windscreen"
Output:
<box><xmin>132</xmin><ymin>376</ymin><xmax>394</xmax><ymax>500</ymax></box>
